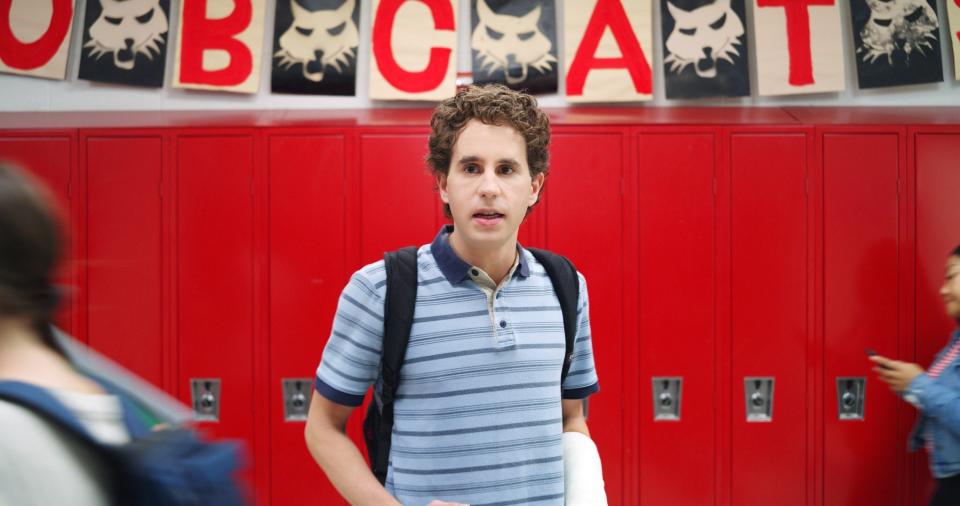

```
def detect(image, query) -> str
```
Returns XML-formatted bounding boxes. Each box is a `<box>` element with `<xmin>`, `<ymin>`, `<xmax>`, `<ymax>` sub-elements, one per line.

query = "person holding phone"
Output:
<box><xmin>871</xmin><ymin>245</ymin><xmax>960</xmax><ymax>506</ymax></box>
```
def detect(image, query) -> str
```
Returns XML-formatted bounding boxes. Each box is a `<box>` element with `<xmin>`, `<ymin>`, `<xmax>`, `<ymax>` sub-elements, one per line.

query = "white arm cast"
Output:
<box><xmin>562</xmin><ymin>431</ymin><xmax>607</xmax><ymax>505</ymax></box>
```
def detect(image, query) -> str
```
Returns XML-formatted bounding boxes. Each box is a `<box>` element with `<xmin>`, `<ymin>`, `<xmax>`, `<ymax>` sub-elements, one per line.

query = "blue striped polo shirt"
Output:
<box><xmin>315</xmin><ymin>225</ymin><xmax>600</xmax><ymax>506</ymax></box>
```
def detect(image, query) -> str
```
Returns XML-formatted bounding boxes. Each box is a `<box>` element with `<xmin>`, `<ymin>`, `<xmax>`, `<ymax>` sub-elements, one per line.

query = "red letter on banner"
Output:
<box><xmin>756</xmin><ymin>0</ymin><xmax>834</xmax><ymax>86</ymax></box>
<box><xmin>566</xmin><ymin>0</ymin><xmax>651</xmax><ymax>96</ymax></box>
<box><xmin>179</xmin><ymin>0</ymin><xmax>253</xmax><ymax>86</ymax></box>
<box><xmin>0</xmin><ymin>0</ymin><xmax>73</xmax><ymax>70</ymax></box>
<box><xmin>373</xmin><ymin>0</ymin><xmax>454</xmax><ymax>93</ymax></box>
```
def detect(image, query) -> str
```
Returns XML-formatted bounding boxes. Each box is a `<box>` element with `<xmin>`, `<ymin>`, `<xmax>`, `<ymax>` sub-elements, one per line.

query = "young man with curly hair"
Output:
<box><xmin>304</xmin><ymin>84</ymin><xmax>604</xmax><ymax>506</ymax></box>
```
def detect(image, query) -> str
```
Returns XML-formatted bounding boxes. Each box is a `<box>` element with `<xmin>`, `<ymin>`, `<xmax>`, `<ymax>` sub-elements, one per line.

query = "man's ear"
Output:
<box><xmin>437</xmin><ymin>173</ymin><xmax>449</xmax><ymax>203</ymax></box>
<box><xmin>529</xmin><ymin>172</ymin><xmax>545</xmax><ymax>206</ymax></box>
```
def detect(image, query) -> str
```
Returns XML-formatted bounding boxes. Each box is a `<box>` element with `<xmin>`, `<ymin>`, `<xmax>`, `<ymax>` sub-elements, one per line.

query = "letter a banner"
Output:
<box><xmin>564</xmin><ymin>0</ymin><xmax>654</xmax><ymax>102</ymax></box>
<box><xmin>369</xmin><ymin>0</ymin><xmax>457</xmax><ymax>101</ymax></box>
<box><xmin>0</xmin><ymin>0</ymin><xmax>76</xmax><ymax>80</ymax></box>
<box><xmin>173</xmin><ymin>0</ymin><xmax>267</xmax><ymax>93</ymax></box>
<box><xmin>948</xmin><ymin>0</ymin><xmax>960</xmax><ymax>80</ymax></box>
<box><xmin>753</xmin><ymin>0</ymin><xmax>845</xmax><ymax>95</ymax></box>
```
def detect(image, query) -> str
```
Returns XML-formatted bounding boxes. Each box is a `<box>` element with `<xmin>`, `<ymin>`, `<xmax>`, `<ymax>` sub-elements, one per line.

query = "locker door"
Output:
<box><xmin>730</xmin><ymin>132</ymin><xmax>809</xmax><ymax>506</ymax></box>
<box><xmin>84</xmin><ymin>135</ymin><xmax>165</xmax><ymax>388</ymax></box>
<box><xmin>636</xmin><ymin>132</ymin><xmax>717</xmax><ymax>505</ymax></box>
<box><xmin>914</xmin><ymin>131</ymin><xmax>960</xmax><ymax>504</ymax></box>
<box><xmin>822</xmin><ymin>132</ymin><xmax>903</xmax><ymax>506</ymax></box>
<box><xmin>0</xmin><ymin>135</ymin><xmax>77</xmax><ymax>336</ymax></box>
<box><xmin>176</xmin><ymin>134</ymin><xmax>257</xmax><ymax>465</ymax></box>
<box><xmin>546</xmin><ymin>130</ymin><xmax>625</xmax><ymax>505</ymax></box>
<box><xmin>268</xmin><ymin>133</ymin><xmax>349</xmax><ymax>505</ymax></box>
<box><xmin>358</xmin><ymin>132</ymin><xmax>444</xmax><ymax>264</ymax></box>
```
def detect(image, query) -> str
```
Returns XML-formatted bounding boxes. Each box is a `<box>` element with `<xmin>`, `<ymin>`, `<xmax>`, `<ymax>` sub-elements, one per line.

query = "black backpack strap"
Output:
<box><xmin>526</xmin><ymin>248</ymin><xmax>580</xmax><ymax>384</ymax></box>
<box><xmin>366</xmin><ymin>246</ymin><xmax>418</xmax><ymax>484</ymax></box>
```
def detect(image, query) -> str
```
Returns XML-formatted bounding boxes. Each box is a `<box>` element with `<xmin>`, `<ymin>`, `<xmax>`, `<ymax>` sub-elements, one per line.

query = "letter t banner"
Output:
<box><xmin>0</xmin><ymin>0</ymin><xmax>75</xmax><ymax>79</ymax></box>
<box><xmin>753</xmin><ymin>0</ymin><xmax>845</xmax><ymax>95</ymax></box>
<box><xmin>174</xmin><ymin>0</ymin><xmax>267</xmax><ymax>93</ymax></box>
<box><xmin>564</xmin><ymin>0</ymin><xmax>653</xmax><ymax>102</ymax></box>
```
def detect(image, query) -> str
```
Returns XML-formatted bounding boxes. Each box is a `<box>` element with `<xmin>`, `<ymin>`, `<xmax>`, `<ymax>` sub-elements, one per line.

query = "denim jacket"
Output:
<box><xmin>907</xmin><ymin>330</ymin><xmax>960</xmax><ymax>478</ymax></box>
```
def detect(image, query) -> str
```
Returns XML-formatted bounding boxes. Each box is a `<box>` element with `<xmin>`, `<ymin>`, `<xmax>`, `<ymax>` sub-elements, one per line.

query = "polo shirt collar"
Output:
<box><xmin>430</xmin><ymin>225</ymin><xmax>530</xmax><ymax>284</ymax></box>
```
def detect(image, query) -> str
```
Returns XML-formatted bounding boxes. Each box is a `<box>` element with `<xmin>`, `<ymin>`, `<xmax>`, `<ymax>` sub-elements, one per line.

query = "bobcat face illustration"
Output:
<box><xmin>275</xmin><ymin>0</ymin><xmax>358</xmax><ymax>83</ymax></box>
<box><xmin>85</xmin><ymin>0</ymin><xmax>168</xmax><ymax>70</ymax></box>
<box><xmin>471</xmin><ymin>0</ymin><xmax>556</xmax><ymax>85</ymax></box>
<box><xmin>664</xmin><ymin>0</ymin><xmax>744</xmax><ymax>78</ymax></box>
<box><xmin>859</xmin><ymin>0</ymin><xmax>938</xmax><ymax>65</ymax></box>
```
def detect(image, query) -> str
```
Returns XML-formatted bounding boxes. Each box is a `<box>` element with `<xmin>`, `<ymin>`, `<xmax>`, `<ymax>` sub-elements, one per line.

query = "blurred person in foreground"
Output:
<box><xmin>0</xmin><ymin>162</ymin><xmax>126</xmax><ymax>505</ymax></box>
<box><xmin>872</xmin><ymin>245</ymin><xmax>960</xmax><ymax>506</ymax></box>
<box><xmin>0</xmin><ymin>162</ymin><xmax>245</xmax><ymax>506</ymax></box>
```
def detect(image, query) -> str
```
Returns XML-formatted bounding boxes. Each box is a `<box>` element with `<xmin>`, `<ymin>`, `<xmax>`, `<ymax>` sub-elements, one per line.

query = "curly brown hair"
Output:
<box><xmin>427</xmin><ymin>84</ymin><xmax>551</xmax><ymax>217</ymax></box>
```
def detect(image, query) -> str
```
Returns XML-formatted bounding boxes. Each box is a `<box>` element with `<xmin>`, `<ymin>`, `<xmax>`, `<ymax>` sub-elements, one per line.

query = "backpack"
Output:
<box><xmin>363</xmin><ymin>246</ymin><xmax>582</xmax><ymax>485</ymax></box>
<box><xmin>0</xmin><ymin>379</ymin><xmax>247</xmax><ymax>506</ymax></box>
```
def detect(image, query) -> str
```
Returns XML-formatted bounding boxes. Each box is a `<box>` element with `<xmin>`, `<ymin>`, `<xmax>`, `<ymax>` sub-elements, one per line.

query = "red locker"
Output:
<box><xmin>267</xmin><ymin>132</ymin><xmax>350</xmax><ymax>505</ymax></box>
<box><xmin>730</xmin><ymin>131</ymin><xmax>810</xmax><ymax>506</ymax></box>
<box><xmin>546</xmin><ymin>129</ymin><xmax>626</xmax><ymax>505</ymax></box>
<box><xmin>913</xmin><ymin>130</ymin><xmax>960</xmax><ymax>505</ymax></box>
<box><xmin>175</xmin><ymin>133</ymin><xmax>258</xmax><ymax>481</ymax></box>
<box><xmin>83</xmin><ymin>135</ymin><xmax>165</xmax><ymax>388</ymax></box>
<box><xmin>0</xmin><ymin>134</ymin><xmax>78</xmax><ymax>336</ymax></box>
<box><xmin>822</xmin><ymin>131</ymin><xmax>904</xmax><ymax>506</ymax></box>
<box><xmin>357</xmin><ymin>131</ymin><xmax>444</xmax><ymax>264</ymax></box>
<box><xmin>635</xmin><ymin>130</ymin><xmax>718</xmax><ymax>506</ymax></box>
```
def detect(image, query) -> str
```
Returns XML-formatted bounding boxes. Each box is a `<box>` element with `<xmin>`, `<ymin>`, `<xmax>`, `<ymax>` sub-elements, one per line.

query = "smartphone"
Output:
<box><xmin>865</xmin><ymin>348</ymin><xmax>893</xmax><ymax>369</ymax></box>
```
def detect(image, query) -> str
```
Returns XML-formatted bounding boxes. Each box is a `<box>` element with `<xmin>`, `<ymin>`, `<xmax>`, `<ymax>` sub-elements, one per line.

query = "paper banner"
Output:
<box><xmin>850</xmin><ymin>0</ymin><xmax>943</xmax><ymax>88</ymax></box>
<box><xmin>472</xmin><ymin>0</ymin><xmax>559</xmax><ymax>95</ymax></box>
<box><xmin>563</xmin><ymin>0</ymin><xmax>653</xmax><ymax>102</ymax></box>
<box><xmin>945</xmin><ymin>0</ymin><xmax>960</xmax><ymax>80</ymax></box>
<box><xmin>271</xmin><ymin>0</ymin><xmax>359</xmax><ymax>96</ymax></box>
<box><xmin>173</xmin><ymin>0</ymin><xmax>266</xmax><ymax>94</ymax></box>
<box><xmin>369</xmin><ymin>0</ymin><xmax>457</xmax><ymax>101</ymax></box>
<box><xmin>662</xmin><ymin>0</ymin><xmax>750</xmax><ymax>99</ymax></box>
<box><xmin>78</xmin><ymin>0</ymin><xmax>171</xmax><ymax>88</ymax></box>
<box><xmin>0</xmin><ymin>0</ymin><xmax>75</xmax><ymax>80</ymax></box>
<box><xmin>753</xmin><ymin>0</ymin><xmax>845</xmax><ymax>95</ymax></box>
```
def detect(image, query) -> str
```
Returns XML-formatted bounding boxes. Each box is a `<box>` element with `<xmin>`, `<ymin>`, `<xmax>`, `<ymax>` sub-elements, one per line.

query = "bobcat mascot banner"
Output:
<box><xmin>79</xmin><ymin>0</ymin><xmax>171</xmax><ymax>87</ymax></box>
<box><xmin>271</xmin><ymin>0</ymin><xmax>359</xmax><ymax>95</ymax></box>
<box><xmin>3</xmin><ymin>0</ymin><xmax>960</xmax><ymax>100</ymax></box>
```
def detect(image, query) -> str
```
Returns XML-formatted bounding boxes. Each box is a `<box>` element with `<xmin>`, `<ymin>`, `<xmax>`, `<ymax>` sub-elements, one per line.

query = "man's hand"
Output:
<box><xmin>870</xmin><ymin>355</ymin><xmax>925</xmax><ymax>392</ymax></box>
<box><xmin>428</xmin><ymin>501</ymin><xmax>469</xmax><ymax>506</ymax></box>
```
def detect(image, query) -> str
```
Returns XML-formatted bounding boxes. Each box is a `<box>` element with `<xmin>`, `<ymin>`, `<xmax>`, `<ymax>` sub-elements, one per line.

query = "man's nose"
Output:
<box><xmin>477</xmin><ymin>170</ymin><xmax>500</xmax><ymax>197</ymax></box>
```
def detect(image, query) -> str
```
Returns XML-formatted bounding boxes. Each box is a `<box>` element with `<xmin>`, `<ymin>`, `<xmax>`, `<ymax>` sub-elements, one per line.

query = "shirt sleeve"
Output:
<box><xmin>314</xmin><ymin>265</ymin><xmax>386</xmax><ymax>407</ymax></box>
<box><xmin>562</xmin><ymin>272</ymin><xmax>600</xmax><ymax>399</ymax></box>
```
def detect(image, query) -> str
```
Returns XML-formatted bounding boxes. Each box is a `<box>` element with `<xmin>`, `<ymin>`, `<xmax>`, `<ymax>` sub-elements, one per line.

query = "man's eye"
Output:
<box><xmin>464</xmin><ymin>165</ymin><xmax>480</xmax><ymax>174</ymax></box>
<box><xmin>296</xmin><ymin>26</ymin><xmax>314</xmax><ymax>36</ymax></box>
<box><xmin>498</xmin><ymin>166</ymin><xmax>514</xmax><ymax>175</ymax></box>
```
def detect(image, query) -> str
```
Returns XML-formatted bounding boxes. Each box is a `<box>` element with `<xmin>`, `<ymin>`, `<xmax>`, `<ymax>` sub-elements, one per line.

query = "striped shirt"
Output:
<box><xmin>315</xmin><ymin>225</ymin><xmax>600</xmax><ymax>505</ymax></box>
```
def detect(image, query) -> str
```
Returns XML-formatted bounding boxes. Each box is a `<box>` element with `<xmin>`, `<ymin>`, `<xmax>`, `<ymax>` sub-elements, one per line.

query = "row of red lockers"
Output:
<box><xmin>0</xmin><ymin>109</ymin><xmax>958</xmax><ymax>505</ymax></box>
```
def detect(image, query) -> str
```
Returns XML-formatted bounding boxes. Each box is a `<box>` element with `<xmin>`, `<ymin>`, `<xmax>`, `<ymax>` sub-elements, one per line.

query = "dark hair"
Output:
<box><xmin>427</xmin><ymin>84</ymin><xmax>551</xmax><ymax>217</ymax></box>
<box><xmin>954</xmin><ymin>245</ymin><xmax>960</xmax><ymax>257</ymax></box>
<box><xmin>0</xmin><ymin>162</ymin><xmax>65</xmax><ymax>352</ymax></box>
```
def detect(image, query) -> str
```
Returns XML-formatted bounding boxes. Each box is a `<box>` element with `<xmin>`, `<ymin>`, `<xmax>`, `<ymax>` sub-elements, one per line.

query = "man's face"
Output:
<box><xmin>942</xmin><ymin>256</ymin><xmax>960</xmax><ymax>320</ymax></box>
<box><xmin>438</xmin><ymin>119</ymin><xmax>544</xmax><ymax>251</ymax></box>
